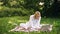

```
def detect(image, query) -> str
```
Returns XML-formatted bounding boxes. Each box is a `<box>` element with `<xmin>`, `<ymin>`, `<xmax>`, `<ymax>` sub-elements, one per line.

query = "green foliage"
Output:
<box><xmin>0</xmin><ymin>6</ymin><xmax>34</xmax><ymax>17</ymax></box>
<box><xmin>0</xmin><ymin>0</ymin><xmax>59</xmax><ymax>17</ymax></box>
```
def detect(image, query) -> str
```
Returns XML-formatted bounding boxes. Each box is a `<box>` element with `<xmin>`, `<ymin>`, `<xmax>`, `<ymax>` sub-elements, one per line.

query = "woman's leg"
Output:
<box><xmin>9</xmin><ymin>26</ymin><xmax>20</xmax><ymax>32</ymax></box>
<box><xmin>9</xmin><ymin>26</ymin><xmax>26</xmax><ymax>31</ymax></box>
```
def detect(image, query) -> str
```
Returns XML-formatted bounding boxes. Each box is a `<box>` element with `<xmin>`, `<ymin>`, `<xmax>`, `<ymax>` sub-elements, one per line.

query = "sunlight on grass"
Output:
<box><xmin>0</xmin><ymin>16</ymin><xmax>60</xmax><ymax>34</ymax></box>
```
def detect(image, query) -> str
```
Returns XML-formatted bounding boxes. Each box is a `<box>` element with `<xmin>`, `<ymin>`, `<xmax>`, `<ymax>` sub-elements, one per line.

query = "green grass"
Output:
<box><xmin>0</xmin><ymin>16</ymin><xmax>60</xmax><ymax>34</ymax></box>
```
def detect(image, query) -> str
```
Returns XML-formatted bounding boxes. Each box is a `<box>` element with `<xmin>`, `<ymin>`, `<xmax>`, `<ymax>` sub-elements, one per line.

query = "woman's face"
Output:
<box><xmin>34</xmin><ymin>11</ymin><xmax>41</xmax><ymax>19</ymax></box>
<box><xmin>35</xmin><ymin>13</ymin><xmax>40</xmax><ymax>19</ymax></box>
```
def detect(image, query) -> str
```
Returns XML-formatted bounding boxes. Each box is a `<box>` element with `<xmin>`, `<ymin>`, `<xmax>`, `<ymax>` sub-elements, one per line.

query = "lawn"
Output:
<box><xmin>0</xmin><ymin>16</ymin><xmax>60</xmax><ymax>34</ymax></box>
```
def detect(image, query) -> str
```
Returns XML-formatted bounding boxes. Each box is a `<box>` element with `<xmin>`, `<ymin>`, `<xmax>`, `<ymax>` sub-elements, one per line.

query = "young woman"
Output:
<box><xmin>9</xmin><ymin>11</ymin><xmax>52</xmax><ymax>32</ymax></box>
<box><xmin>9</xmin><ymin>11</ymin><xmax>41</xmax><ymax>32</ymax></box>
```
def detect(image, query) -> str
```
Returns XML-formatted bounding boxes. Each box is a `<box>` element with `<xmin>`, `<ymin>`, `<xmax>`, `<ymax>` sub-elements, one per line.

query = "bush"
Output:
<box><xmin>0</xmin><ymin>6</ymin><xmax>34</xmax><ymax>17</ymax></box>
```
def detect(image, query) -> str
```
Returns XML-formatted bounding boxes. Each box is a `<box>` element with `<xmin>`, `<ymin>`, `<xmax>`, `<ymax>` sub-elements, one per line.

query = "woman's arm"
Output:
<box><xmin>37</xmin><ymin>17</ymin><xmax>41</xmax><ymax>26</ymax></box>
<box><xmin>39</xmin><ymin>17</ymin><xmax>41</xmax><ymax>23</ymax></box>
<box><xmin>28</xmin><ymin>15</ymin><xmax>34</xmax><ymax>27</ymax></box>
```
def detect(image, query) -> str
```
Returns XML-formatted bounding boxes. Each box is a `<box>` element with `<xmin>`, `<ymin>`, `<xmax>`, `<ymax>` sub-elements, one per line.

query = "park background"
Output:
<box><xmin>0</xmin><ymin>0</ymin><xmax>60</xmax><ymax>34</ymax></box>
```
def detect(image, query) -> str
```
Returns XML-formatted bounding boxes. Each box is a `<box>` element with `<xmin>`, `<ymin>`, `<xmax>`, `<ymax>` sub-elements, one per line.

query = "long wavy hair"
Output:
<box><xmin>34</xmin><ymin>11</ymin><xmax>41</xmax><ymax>19</ymax></box>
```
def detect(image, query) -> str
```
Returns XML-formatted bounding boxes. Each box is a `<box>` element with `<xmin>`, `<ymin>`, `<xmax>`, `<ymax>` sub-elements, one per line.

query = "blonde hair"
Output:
<box><xmin>34</xmin><ymin>11</ymin><xmax>41</xmax><ymax>19</ymax></box>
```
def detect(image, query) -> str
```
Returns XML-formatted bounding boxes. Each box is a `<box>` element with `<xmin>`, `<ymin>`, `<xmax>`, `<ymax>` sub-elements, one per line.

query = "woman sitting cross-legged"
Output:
<box><xmin>9</xmin><ymin>11</ymin><xmax>53</xmax><ymax>32</ymax></box>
